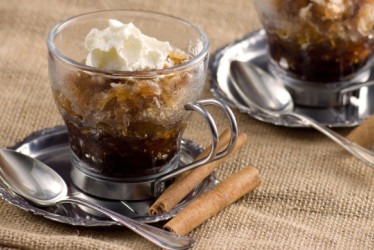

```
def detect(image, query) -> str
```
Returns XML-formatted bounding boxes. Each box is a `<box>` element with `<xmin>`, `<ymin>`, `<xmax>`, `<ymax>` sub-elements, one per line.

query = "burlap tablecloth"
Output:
<box><xmin>1</xmin><ymin>0</ymin><xmax>373</xmax><ymax>249</ymax></box>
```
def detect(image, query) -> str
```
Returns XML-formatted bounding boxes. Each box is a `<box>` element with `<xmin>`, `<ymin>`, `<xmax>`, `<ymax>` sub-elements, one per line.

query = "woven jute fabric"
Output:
<box><xmin>1</xmin><ymin>0</ymin><xmax>373</xmax><ymax>249</ymax></box>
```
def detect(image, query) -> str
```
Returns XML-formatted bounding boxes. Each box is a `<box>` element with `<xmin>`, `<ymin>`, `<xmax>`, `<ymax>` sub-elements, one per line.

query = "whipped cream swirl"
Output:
<box><xmin>85</xmin><ymin>19</ymin><xmax>173</xmax><ymax>71</ymax></box>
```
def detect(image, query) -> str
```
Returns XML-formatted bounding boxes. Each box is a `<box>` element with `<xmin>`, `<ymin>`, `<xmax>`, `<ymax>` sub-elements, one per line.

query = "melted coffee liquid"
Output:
<box><xmin>65</xmin><ymin>115</ymin><xmax>186</xmax><ymax>178</ymax></box>
<box><xmin>267</xmin><ymin>32</ymin><xmax>374</xmax><ymax>82</ymax></box>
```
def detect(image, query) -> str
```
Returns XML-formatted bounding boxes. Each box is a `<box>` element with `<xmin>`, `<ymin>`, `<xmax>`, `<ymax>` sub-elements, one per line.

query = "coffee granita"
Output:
<box><xmin>50</xmin><ymin>20</ymin><xmax>203</xmax><ymax>179</ymax></box>
<box><xmin>255</xmin><ymin>0</ymin><xmax>374</xmax><ymax>82</ymax></box>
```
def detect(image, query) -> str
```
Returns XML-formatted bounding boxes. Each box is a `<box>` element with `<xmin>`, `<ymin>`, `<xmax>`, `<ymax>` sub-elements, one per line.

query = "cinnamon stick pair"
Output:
<box><xmin>148</xmin><ymin>129</ymin><xmax>248</xmax><ymax>215</ymax></box>
<box><xmin>163</xmin><ymin>166</ymin><xmax>261</xmax><ymax>235</ymax></box>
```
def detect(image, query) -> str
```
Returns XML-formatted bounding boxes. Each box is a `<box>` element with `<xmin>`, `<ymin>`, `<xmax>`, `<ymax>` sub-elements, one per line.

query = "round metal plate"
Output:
<box><xmin>209</xmin><ymin>29</ymin><xmax>374</xmax><ymax>127</ymax></box>
<box><xmin>0</xmin><ymin>126</ymin><xmax>217</xmax><ymax>226</ymax></box>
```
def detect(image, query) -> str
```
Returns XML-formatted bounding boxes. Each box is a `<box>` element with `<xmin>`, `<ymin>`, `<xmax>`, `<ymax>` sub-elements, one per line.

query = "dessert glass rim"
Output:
<box><xmin>47</xmin><ymin>9</ymin><xmax>210</xmax><ymax>77</ymax></box>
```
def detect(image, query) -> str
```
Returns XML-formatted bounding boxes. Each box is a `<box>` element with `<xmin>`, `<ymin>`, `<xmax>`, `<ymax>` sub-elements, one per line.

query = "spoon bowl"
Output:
<box><xmin>230</xmin><ymin>60</ymin><xmax>374</xmax><ymax>167</ymax></box>
<box><xmin>0</xmin><ymin>148</ymin><xmax>195</xmax><ymax>249</ymax></box>
<box><xmin>230</xmin><ymin>60</ymin><xmax>292</xmax><ymax>114</ymax></box>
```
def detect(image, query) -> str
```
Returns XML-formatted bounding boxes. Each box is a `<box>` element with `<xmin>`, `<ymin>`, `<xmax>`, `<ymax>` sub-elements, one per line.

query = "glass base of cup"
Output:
<box><xmin>268</xmin><ymin>59</ymin><xmax>371</xmax><ymax>107</ymax></box>
<box><xmin>70</xmin><ymin>150</ymin><xmax>179</xmax><ymax>200</ymax></box>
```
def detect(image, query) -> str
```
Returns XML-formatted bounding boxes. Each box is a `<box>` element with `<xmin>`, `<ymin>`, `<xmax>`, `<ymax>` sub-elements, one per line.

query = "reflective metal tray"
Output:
<box><xmin>0</xmin><ymin>126</ymin><xmax>217</xmax><ymax>226</ymax></box>
<box><xmin>210</xmin><ymin>29</ymin><xmax>374</xmax><ymax>127</ymax></box>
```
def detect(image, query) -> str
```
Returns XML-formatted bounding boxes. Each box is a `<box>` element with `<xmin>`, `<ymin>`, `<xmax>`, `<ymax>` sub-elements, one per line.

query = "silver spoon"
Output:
<box><xmin>230</xmin><ymin>60</ymin><xmax>374</xmax><ymax>167</ymax></box>
<box><xmin>0</xmin><ymin>149</ymin><xmax>195</xmax><ymax>249</ymax></box>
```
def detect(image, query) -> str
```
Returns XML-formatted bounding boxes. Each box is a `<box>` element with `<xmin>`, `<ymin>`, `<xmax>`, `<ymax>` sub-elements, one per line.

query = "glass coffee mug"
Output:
<box><xmin>47</xmin><ymin>10</ymin><xmax>237</xmax><ymax>200</ymax></box>
<box><xmin>253</xmin><ymin>0</ymin><xmax>374</xmax><ymax>107</ymax></box>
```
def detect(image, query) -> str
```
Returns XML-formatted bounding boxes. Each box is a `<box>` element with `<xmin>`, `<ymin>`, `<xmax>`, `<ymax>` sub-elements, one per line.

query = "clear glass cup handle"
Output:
<box><xmin>154</xmin><ymin>98</ymin><xmax>238</xmax><ymax>195</ymax></box>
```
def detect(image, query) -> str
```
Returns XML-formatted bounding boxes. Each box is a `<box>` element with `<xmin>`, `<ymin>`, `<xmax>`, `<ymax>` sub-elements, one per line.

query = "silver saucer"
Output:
<box><xmin>0</xmin><ymin>126</ymin><xmax>217</xmax><ymax>226</ymax></box>
<box><xmin>209</xmin><ymin>29</ymin><xmax>374</xmax><ymax>127</ymax></box>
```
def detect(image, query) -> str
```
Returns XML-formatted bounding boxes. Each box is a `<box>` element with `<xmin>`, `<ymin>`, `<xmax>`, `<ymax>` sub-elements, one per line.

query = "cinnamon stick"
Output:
<box><xmin>346</xmin><ymin>115</ymin><xmax>374</xmax><ymax>148</ymax></box>
<box><xmin>149</xmin><ymin>131</ymin><xmax>247</xmax><ymax>215</ymax></box>
<box><xmin>194</xmin><ymin>128</ymin><xmax>232</xmax><ymax>161</ymax></box>
<box><xmin>175</xmin><ymin>128</ymin><xmax>232</xmax><ymax>182</ymax></box>
<box><xmin>163</xmin><ymin>166</ymin><xmax>261</xmax><ymax>235</ymax></box>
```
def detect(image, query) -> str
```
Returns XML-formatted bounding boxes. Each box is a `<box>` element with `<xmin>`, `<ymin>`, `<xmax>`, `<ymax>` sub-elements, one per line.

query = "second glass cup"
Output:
<box><xmin>252</xmin><ymin>0</ymin><xmax>374</xmax><ymax>107</ymax></box>
<box><xmin>47</xmin><ymin>10</ymin><xmax>237</xmax><ymax>200</ymax></box>
<box><xmin>254</xmin><ymin>0</ymin><xmax>374</xmax><ymax>83</ymax></box>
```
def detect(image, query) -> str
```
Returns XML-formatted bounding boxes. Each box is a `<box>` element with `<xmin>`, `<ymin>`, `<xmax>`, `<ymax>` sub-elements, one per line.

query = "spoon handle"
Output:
<box><xmin>61</xmin><ymin>196</ymin><xmax>195</xmax><ymax>249</ymax></box>
<box><xmin>290</xmin><ymin>112</ymin><xmax>374</xmax><ymax>167</ymax></box>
